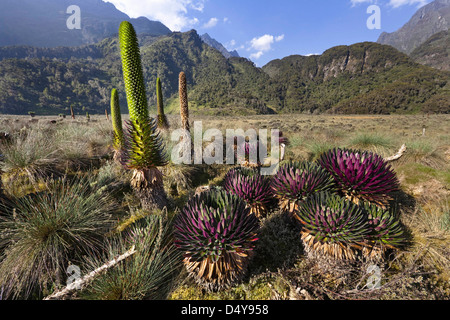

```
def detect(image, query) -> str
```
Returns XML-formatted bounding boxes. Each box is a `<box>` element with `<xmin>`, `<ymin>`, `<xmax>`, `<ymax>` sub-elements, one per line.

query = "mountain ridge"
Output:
<box><xmin>377</xmin><ymin>0</ymin><xmax>450</xmax><ymax>54</ymax></box>
<box><xmin>0</xmin><ymin>29</ymin><xmax>448</xmax><ymax>116</ymax></box>
<box><xmin>262</xmin><ymin>41</ymin><xmax>449</xmax><ymax>114</ymax></box>
<box><xmin>0</xmin><ymin>0</ymin><xmax>171</xmax><ymax>48</ymax></box>
<box><xmin>200</xmin><ymin>33</ymin><xmax>240</xmax><ymax>59</ymax></box>
<box><xmin>410</xmin><ymin>30</ymin><xmax>450</xmax><ymax>71</ymax></box>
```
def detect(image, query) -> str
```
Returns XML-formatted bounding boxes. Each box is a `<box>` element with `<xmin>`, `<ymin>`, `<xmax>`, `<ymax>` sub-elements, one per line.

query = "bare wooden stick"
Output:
<box><xmin>385</xmin><ymin>144</ymin><xmax>407</xmax><ymax>162</ymax></box>
<box><xmin>43</xmin><ymin>246</ymin><xmax>136</xmax><ymax>300</ymax></box>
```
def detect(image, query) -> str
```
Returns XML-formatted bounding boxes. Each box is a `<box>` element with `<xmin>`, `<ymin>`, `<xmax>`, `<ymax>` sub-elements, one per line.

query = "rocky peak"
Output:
<box><xmin>200</xmin><ymin>33</ymin><xmax>240</xmax><ymax>59</ymax></box>
<box><xmin>377</xmin><ymin>0</ymin><xmax>450</xmax><ymax>54</ymax></box>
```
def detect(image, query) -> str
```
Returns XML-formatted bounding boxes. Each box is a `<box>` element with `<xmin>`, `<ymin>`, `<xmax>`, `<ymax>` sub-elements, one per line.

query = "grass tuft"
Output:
<box><xmin>80</xmin><ymin>214</ymin><xmax>183</xmax><ymax>300</ymax></box>
<box><xmin>0</xmin><ymin>176</ymin><xmax>117</xmax><ymax>299</ymax></box>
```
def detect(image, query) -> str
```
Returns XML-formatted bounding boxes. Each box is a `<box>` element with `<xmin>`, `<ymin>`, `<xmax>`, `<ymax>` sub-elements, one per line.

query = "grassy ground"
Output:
<box><xmin>0</xmin><ymin>113</ymin><xmax>448</xmax><ymax>300</ymax></box>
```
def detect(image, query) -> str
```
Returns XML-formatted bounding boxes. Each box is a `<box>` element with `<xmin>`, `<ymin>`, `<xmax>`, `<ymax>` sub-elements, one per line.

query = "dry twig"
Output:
<box><xmin>385</xmin><ymin>144</ymin><xmax>407</xmax><ymax>162</ymax></box>
<box><xmin>43</xmin><ymin>246</ymin><xmax>136</xmax><ymax>300</ymax></box>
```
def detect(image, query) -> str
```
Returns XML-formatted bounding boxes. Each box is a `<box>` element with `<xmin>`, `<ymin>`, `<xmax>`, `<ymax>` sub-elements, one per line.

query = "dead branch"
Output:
<box><xmin>43</xmin><ymin>245</ymin><xmax>136</xmax><ymax>300</ymax></box>
<box><xmin>385</xmin><ymin>144</ymin><xmax>407</xmax><ymax>162</ymax></box>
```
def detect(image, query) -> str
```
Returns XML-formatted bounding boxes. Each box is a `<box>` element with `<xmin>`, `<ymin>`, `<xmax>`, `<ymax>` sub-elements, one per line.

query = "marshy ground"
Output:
<box><xmin>0</xmin><ymin>113</ymin><xmax>448</xmax><ymax>300</ymax></box>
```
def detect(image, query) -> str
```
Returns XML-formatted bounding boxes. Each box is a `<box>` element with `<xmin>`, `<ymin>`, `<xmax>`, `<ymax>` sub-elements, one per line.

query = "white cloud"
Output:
<box><xmin>203</xmin><ymin>17</ymin><xmax>218</xmax><ymax>29</ymax></box>
<box><xmin>103</xmin><ymin>0</ymin><xmax>206</xmax><ymax>31</ymax></box>
<box><xmin>189</xmin><ymin>0</ymin><xmax>206</xmax><ymax>11</ymax></box>
<box><xmin>225</xmin><ymin>39</ymin><xmax>236</xmax><ymax>50</ymax></box>
<box><xmin>250</xmin><ymin>34</ymin><xmax>275</xmax><ymax>52</ymax></box>
<box><xmin>350</xmin><ymin>0</ymin><xmax>430</xmax><ymax>7</ymax></box>
<box><xmin>250</xmin><ymin>34</ymin><xmax>284</xmax><ymax>52</ymax></box>
<box><xmin>250</xmin><ymin>51</ymin><xmax>264</xmax><ymax>60</ymax></box>
<box><xmin>350</xmin><ymin>0</ymin><xmax>374</xmax><ymax>7</ymax></box>
<box><xmin>248</xmin><ymin>34</ymin><xmax>284</xmax><ymax>60</ymax></box>
<box><xmin>388</xmin><ymin>0</ymin><xmax>430</xmax><ymax>8</ymax></box>
<box><xmin>275</xmin><ymin>34</ymin><xmax>285</xmax><ymax>42</ymax></box>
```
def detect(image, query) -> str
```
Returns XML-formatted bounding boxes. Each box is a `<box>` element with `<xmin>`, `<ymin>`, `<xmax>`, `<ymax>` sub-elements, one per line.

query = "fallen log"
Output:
<box><xmin>43</xmin><ymin>245</ymin><xmax>136</xmax><ymax>300</ymax></box>
<box><xmin>385</xmin><ymin>144</ymin><xmax>407</xmax><ymax>162</ymax></box>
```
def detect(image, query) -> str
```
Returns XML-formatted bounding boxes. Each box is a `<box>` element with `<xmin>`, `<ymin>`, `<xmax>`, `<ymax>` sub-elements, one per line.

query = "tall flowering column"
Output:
<box><xmin>119</xmin><ymin>21</ymin><xmax>168</xmax><ymax>211</ymax></box>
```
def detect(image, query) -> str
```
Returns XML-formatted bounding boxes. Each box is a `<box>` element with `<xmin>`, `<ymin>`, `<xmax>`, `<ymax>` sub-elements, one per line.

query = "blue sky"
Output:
<box><xmin>103</xmin><ymin>0</ymin><xmax>431</xmax><ymax>66</ymax></box>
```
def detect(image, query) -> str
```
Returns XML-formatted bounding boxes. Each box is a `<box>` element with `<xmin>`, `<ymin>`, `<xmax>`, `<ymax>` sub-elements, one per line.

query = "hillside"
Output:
<box><xmin>0</xmin><ymin>0</ymin><xmax>171</xmax><ymax>47</ymax></box>
<box><xmin>0</xmin><ymin>30</ymin><xmax>277</xmax><ymax>115</ymax></box>
<box><xmin>0</xmin><ymin>30</ymin><xmax>448</xmax><ymax>115</ymax></box>
<box><xmin>410</xmin><ymin>30</ymin><xmax>450</xmax><ymax>71</ymax></box>
<box><xmin>377</xmin><ymin>0</ymin><xmax>450</xmax><ymax>54</ymax></box>
<box><xmin>262</xmin><ymin>42</ymin><xmax>450</xmax><ymax>114</ymax></box>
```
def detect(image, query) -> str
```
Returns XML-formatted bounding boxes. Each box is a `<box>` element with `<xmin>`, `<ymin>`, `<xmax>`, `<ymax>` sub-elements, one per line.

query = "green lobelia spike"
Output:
<box><xmin>118</xmin><ymin>21</ymin><xmax>168</xmax><ymax>211</ymax></box>
<box><xmin>118</xmin><ymin>21</ymin><xmax>167</xmax><ymax>169</ymax></box>
<box><xmin>119</xmin><ymin>21</ymin><xmax>149</xmax><ymax>122</ymax></box>
<box><xmin>110</xmin><ymin>88</ymin><xmax>124</xmax><ymax>151</ymax></box>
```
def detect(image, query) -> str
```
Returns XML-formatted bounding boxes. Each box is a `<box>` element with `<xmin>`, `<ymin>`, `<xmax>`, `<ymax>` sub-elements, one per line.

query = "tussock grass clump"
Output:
<box><xmin>399</xmin><ymin>201</ymin><xmax>450</xmax><ymax>285</ymax></box>
<box><xmin>400</xmin><ymin>138</ymin><xmax>446</xmax><ymax>169</ymax></box>
<box><xmin>348</xmin><ymin>133</ymin><xmax>394</xmax><ymax>158</ymax></box>
<box><xmin>407</xmin><ymin>201</ymin><xmax>450</xmax><ymax>237</ymax></box>
<box><xmin>52</xmin><ymin>122</ymin><xmax>112</xmax><ymax>161</ymax></box>
<box><xmin>349</xmin><ymin>133</ymin><xmax>393</xmax><ymax>149</ymax></box>
<box><xmin>304</xmin><ymin>140</ymin><xmax>335</xmax><ymax>161</ymax></box>
<box><xmin>160</xmin><ymin>162</ymin><xmax>199</xmax><ymax>198</ymax></box>
<box><xmin>0</xmin><ymin>177</ymin><xmax>117</xmax><ymax>299</ymax></box>
<box><xmin>0</xmin><ymin>127</ymin><xmax>62</xmax><ymax>196</ymax></box>
<box><xmin>80</xmin><ymin>214</ymin><xmax>183</xmax><ymax>300</ymax></box>
<box><xmin>250</xmin><ymin>210</ymin><xmax>303</xmax><ymax>273</ymax></box>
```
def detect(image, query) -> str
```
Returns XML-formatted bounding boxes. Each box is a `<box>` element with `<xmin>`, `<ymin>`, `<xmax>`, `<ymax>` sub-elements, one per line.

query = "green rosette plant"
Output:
<box><xmin>174</xmin><ymin>189</ymin><xmax>259</xmax><ymax>291</ymax></box>
<box><xmin>361</xmin><ymin>202</ymin><xmax>406</xmax><ymax>258</ymax></box>
<box><xmin>317</xmin><ymin>148</ymin><xmax>400</xmax><ymax>208</ymax></box>
<box><xmin>272</xmin><ymin>161</ymin><xmax>336</xmax><ymax>213</ymax></box>
<box><xmin>223</xmin><ymin>167</ymin><xmax>274</xmax><ymax>218</ymax></box>
<box><xmin>295</xmin><ymin>192</ymin><xmax>370</xmax><ymax>261</ymax></box>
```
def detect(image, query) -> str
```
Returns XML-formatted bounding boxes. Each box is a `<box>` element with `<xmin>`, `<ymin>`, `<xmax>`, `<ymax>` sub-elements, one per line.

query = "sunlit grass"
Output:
<box><xmin>0</xmin><ymin>176</ymin><xmax>117</xmax><ymax>299</ymax></box>
<box><xmin>80</xmin><ymin>214</ymin><xmax>183</xmax><ymax>300</ymax></box>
